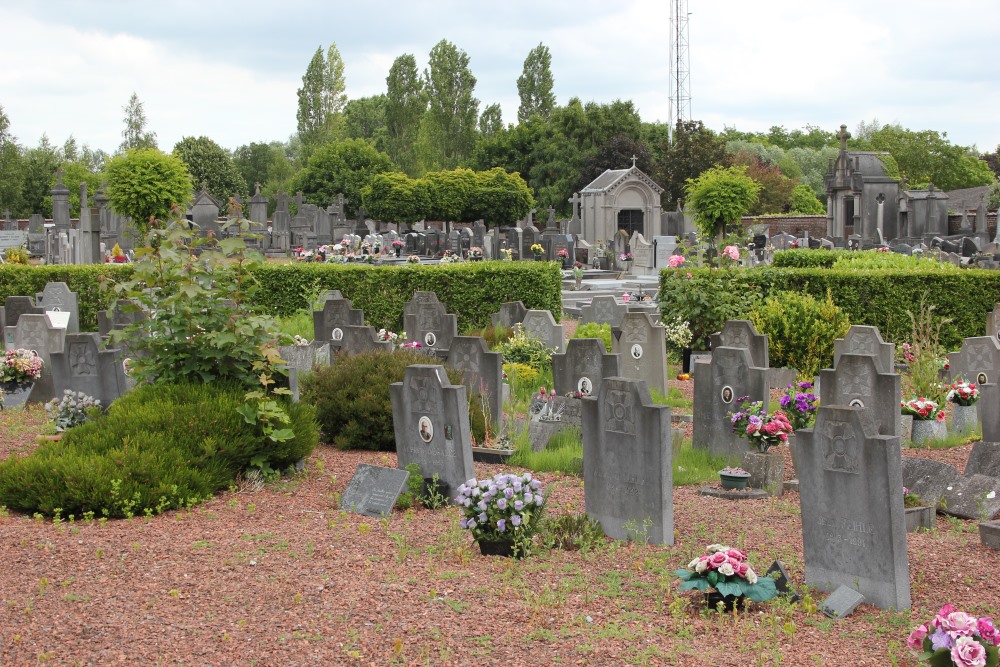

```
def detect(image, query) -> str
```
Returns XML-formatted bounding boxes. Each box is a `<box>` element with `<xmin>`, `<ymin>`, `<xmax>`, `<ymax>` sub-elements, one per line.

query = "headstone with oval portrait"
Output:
<box><xmin>551</xmin><ymin>338</ymin><xmax>621</xmax><ymax>398</ymax></box>
<box><xmin>313</xmin><ymin>291</ymin><xmax>364</xmax><ymax>349</ymax></box>
<box><xmin>337</xmin><ymin>325</ymin><xmax>393</xmax><ymax>356</ymax></box>
<box><xmin>402</xmin><ymin>291</ymin><xmax>458</xmax><ymax>358</ymax></box>
<box><xmin>820</xmin><ymin>353</ymin><xmax>902</xmax><ymax>437</ymax></box>
<box><xmin>947</xmin><ymin>336</ymin><xmax>1000</xmax><ymax>388</ymax></box>
<box><xmin>390</xmin><ymin>364</ymin><xmax>474</xmax><ymax>502</ymax></box>
<box><xmin>612</xmin><ymin>312</ymin><xmax>668</xmax><ymax>395</ymax></box>
<box><xmin>692</xmin><ymin>346</ymin><xmax>768</xmax><ymax>458</ymax></box>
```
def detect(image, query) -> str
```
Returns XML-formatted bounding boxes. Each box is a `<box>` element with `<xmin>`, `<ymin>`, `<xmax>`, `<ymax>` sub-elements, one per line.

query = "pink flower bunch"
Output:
<box><xmin>722</xmin><ymin>245</ymin><xmax>740</xmax><ymax>261</ymax></box>
<box><xmin>901</xmin><ymin>397</ymin><xmax>946</xmax><ymax>422</ymax></box>
<box><xmin>728</xmin><ymin>396</ymin><xmax>793</xmax><ymax>452</ymax></box>
<box><xmin>0</xmin><ymin>348</ymin><xmax>43</xmax><ymax>383</ymax></box>
<box><xmin>667</xmin><ymin>254</ymin><xmax>686</xmax><ymax>268</ymax></box>
<box><xmin>946</xmin><ymin>381</ymin><xmax>980</xmax><ymax>407</ymax></box>
<box><xmin>686</xmin><ymin>544</ymin><xmax>758</xmax><ymax>584</ymax></box>
<box><xmin>908</xmin><ymin>605</ymin><xmax>998</xmax><ymax>667</ymax></box>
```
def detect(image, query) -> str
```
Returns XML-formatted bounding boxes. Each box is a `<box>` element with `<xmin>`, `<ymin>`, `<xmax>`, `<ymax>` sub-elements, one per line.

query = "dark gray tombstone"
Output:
<box><xmin>190</xmin><ymin>186</ymin><xmax>221</xmax><ymax>234</ymax></box>
<box><xmin>6</xmin><ymin>314</ymin><xmax>66</xmax><ymax>403</ymax></box>
<box><xmin>939</xmin><ymin>475</ymin><xmax>1000</xmax><ymax>520</ymax></box>
<box><xmin>581</xmin><ymin>377</ymin><xmax>673</xmax><ymax>544</ymax></box>
<box><xmin>403</xmin><ymin>291</ymin><xmax>458</xmax><ymax>355</ymax></box>
<box><xmin>580</xmin><ymin>296</ymin><xmax>627</xmax><ymax>328</ymax></box>
<box><xmin>947</xmin><ymin>336</ymin><xmax>1000</xmax><ymax>386</ymax></box>
<box><xmin>797</xmin><ymin>406</ymin><xmax>910</xmax><ymax>611</ymax></box>
<box><xmin>3</xmin><ymin>296</ymin><xmax>44</xmax><ymax>340</ymax></box>
<box><xmin>446</xmin><ymin>336</ymin><xmax>503</xmax><ymax>434</ymax></box>
<box><xmin>965</xmin><ymin>442</ymin><xmax>1000</xmax><ymax>479</ymax></box>
<box><xmin>551</xmin><ymin>338</ymin><xmax>621</xmax><ymax>398</ymax></box>
<box><xmin>390</xmin><ymin>365</ymin><xmax>475</xmax><ymax>501</ymax></box>
<box><xmin>821</xmin><ymin>586</ymin><xmax>866</xmax><ymax>619</ymax></box>
<box><xmin>337</xmin><ymin>325</ymin><xmax>392</xmax><ymax>356</ymax></box>
<box><xmin>770</xmin><ymin>232</ymin><xmax>796</xmax><ymax>251</ymax></box>
<box><xmin>36</xmin><ymin>282</ymin><xmax>80</xmax><ymax>334</ymax></box>
<box><xmin>819</xmin><ymin>354</ymin><xmax>901</xmax><ymax>437</ymax></box>
<box><xmin>901</xmin><ymin>457</ymin><xmax>960</xmax><ymax>510</ymax></box>
<box><xmin>613</xmin><ymin>312</ymin><xmax>668</xmax><ymax>395</ymax></box>
<box><xmin>710</xmin><ymin>320</ymin><xmax>768</xmax><ymax>369</ymax></box>
<box><xmin>982</xmin><ymin>383</ymin><xmax>1000</xmax><ymax>442</ymax></box>
<box><xmin>490</xmin><ymin>301</ymin><xmax>527</xmax><ymax>329</ymax></box>
<box><xmin>97</xmin><ymin>299</ymin><xmax>147</xmax><ymax>338</ymax></box>
<box><xmin>833</xmin><ymin>326</ymin><xmax>895</xmax><ymax>374</ymax></box>
<box><xmin>49</xmin><ymin>333</ymin><xmax>128</xmax><ymax>405</ymax></box>
<box><xmin>313</xmin><ymin>291</ymin><xmax>364</xmax><ymax>347</ymax></box>
<box><xmin>339</xmin><ymin>464</ymin><xmax>411</xmax><ymax>518</ymax></box>
<box><xmin>521</xmin><ymin>310</ymin><xmax>564</xmax><ymax>354</ymax></box>
<box><xmin>692</xmin><ymin>346</ymin><xmax>768</xmax><ymax>458</ymax></box>
<box><xmin>765</xmin><ymin>561</ymin><xmax>800</xmax><ymax>602</ymax></box>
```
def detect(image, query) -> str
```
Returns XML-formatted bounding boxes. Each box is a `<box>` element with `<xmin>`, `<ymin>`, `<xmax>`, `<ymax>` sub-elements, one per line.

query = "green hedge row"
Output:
<box><xmin>0</xmin><ymin>261</ymin><xmax>563</xmax><ymax>333</ymax></box>
<box><xmin>659</xmin><ymin>266</ymin><xmax>1000</xmax><ymax>350</ymax></box>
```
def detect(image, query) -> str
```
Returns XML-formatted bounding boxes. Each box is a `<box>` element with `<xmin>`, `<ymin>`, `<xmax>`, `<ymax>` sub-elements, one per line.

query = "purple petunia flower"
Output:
<box><xmin>497</xmin><ymin>519</ymin><xmax>506</xmax><ymax>532</ymax></box>
<box><xmin>497</xmin><ymin>498</ymin><xmax>507</xmax><ymax>510</ymax></box>
<box><xmin>511</xmin><ymin>514</ymin><xmax>522</xmax><ymax>526</ymax></box>
<box><xmin>930</xmin><ymin>627</ymin><xmax>952</xmax><ymax>651</ymax></box>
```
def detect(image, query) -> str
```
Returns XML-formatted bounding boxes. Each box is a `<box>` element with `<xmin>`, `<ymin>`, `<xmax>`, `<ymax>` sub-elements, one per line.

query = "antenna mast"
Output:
<box><xmin>668</xmin><ymin>0</ymin><xmax>691</xmax><ymax>144</ymax></box>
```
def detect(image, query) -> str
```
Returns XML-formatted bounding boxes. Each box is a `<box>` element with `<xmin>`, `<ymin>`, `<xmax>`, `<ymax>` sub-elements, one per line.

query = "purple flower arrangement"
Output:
<box><xmin>778</xmin><ymin>382</ymin><xmax>819</xmax><ymax>431</ymax></box>
<box><xmin>908</xmin><ymin>605</ymin><xmax>998</xmax><ymax>667</ymax></box>
<box><xmin>457</xmin><ymin>472</ymin><xmax>546</xmax><ymax>551</ymax></box>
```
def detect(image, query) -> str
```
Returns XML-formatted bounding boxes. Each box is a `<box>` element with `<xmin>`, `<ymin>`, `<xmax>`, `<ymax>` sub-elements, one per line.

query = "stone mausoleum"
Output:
<box><xmin>577</xmin><ymin>158</ymin><xmax>664</xmax><ymax>250</ymax></box>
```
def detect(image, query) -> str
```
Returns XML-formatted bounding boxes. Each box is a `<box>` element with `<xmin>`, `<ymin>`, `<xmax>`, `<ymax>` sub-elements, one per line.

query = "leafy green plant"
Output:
<box><xmin>749</xmin><ymin>289</ymin><xmax>850</xmax><ymax>379</ymax></box>
<box><xmin>572</xmin><ymin>322</ymin><xmax>612</xmax><ymax>352</ymax></box>
<box><xmin>3</xmin><ymin>247</ymin><xmax>30</xmax><ymax>264</ymax></box>
<box><xmin>496</xmin><ymin>324</ymin><xmax>557</xmax><ymax>372</ymax></box>
<box><xmin>541</xmin><ymin>513</ymin><xmax>606</xmax><ymax>552</ymax></box>
<box><xmin>904</xmin><ymin>296</ymin><xmax>950</xmax><ymax>405</ymax></box>
<box><xmin>467</xmin><ymin>325</ymin><xmax>514</xmax><ymax>350</ymax></box>
<box><xmin>658</xmin><ymin>269</ymin><xmax>763</xmax><ymax>350</ymax></box>
<box><xmin>508</xmin><ymin>425</ymin><xmax>582</xmax><ymax>475</ymax></box>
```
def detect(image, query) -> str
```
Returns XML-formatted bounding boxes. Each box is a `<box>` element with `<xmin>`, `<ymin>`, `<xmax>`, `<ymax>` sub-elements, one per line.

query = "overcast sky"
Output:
<box><xmin>2</xmin><ymin>0</ymin><xmax>998</xmax><ymax>156</ymax></box>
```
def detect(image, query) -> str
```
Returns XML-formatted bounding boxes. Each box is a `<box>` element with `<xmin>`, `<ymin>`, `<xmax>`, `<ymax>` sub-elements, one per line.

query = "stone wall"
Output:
<box><xmin>740</xmin><ymin>215</ymin><xmax>827</xmax><ymax>237</ymax></box>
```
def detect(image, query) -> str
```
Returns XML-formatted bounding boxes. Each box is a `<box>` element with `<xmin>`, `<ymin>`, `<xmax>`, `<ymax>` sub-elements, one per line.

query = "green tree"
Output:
<box><xmin>118</xmin><ymin>92</ymin><xmax>157</xmax><ymax>154</ymax></box>
<box><xmin>384</xmin><ymin>54</ymin><xmax>426</xmax><ymax>176</ymax></box>
<box><xmin>785</xmin><ymin>145</ymin><xmax>839</xmax><ymax>198</ymax></box>
<box><xmin>653</xmin><ymin>119</ymin><xmax>727</xmax><ymax>208</ymax></box>
<box><xmin>361</xmin><ymin>172</ymin><xmax>428</xmax><ymax>226</ymax></box>
<box><xmin>105</xmin><ymin>148</ymin><xmax>192</xmax><ymax>233</ymax></box>
<box><xmin>729</xmin><ymin>150</ymin><xmax>796</xmax><ymax>215</ymax></box>
<box><xmin>470</xmin><ymin>167</ymin><xmax>534</xmax><ymax>228</ymax></box>
<box><xmin>344</xmin><ymin>95</ymin><xmax>388</xmax><ymax>151</ymax></box>
<box><xmin>685</xmin><ymin>165</ymin><xmax>762</xmax><ymax>244</ymax></box>
<box><xmin>19</xmin><ymin>135</ymin><xmax>61</xmax><ymax>217</ymax></box>
<box><xmin>421</xmin><ymin>39</ymin><xmax>480</xmax><ymax>170</ymax></box>
<box><xmin>293</xmin><ymin>139</ymin><xmax>394</xmax><ymax>217</ymax></box>
<box><xmin>789</xmin><ymin>183</ymin><xmax>826</xmax><ymax>215</ymax></box>
<box><xmin>421</xmin><ymin>168</ymin><xmax>477</xmax><ymax>223</ymax></box>
<box><xmin>296</xmin><ymin>45</ymin><xmax>348</xmax><ymax>158</ymax></box>
<box><xmin>322</xmin><ymin>43</ymin><xmax>348</xmax><ymax>117</ymax></box>
<box><xmin>173</xmin><ymin>136</ymin><xmax>248</xmax><ymax>204</ymax></box>
<box><xmin>0</xmin><ymin>104</ymin><xmax>24</xmax><ymax>214</ymax></box>
<box><xmin>479</xmin><ymin>103</ymin><xmax>504</xmax><ymax>139</ymax></box>
<box><xmin>517</xmin><ymin>43</ymin><xmax>556</xmax><ymax>124</ymax></box>
<box><xmin>573</xmin><ymin>134</ymin><xmax>652</xmax><ymax>195</ymax></box>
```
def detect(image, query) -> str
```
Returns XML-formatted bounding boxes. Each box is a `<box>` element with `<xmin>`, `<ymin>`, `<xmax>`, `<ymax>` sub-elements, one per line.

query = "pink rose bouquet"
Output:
<box><xmin>667</xmin><ymin>254</ymin><xmax>686</xmax><ymax>268</ymax></box>
<box><xmin>674</xmin><ymin>543</ymin><xmax>776</xmax><ymax>604</ymax></box>
<box><xmin>908</xmin><ymin>605</ymin><xmax>998</xmax><ymax>667</ymax></box>
<box><xmin>946</xmin><ymin>381</ymin><xmax>980</xmax><ymax>407</ymax></box>
<box><xmin>728</xmin><ymin>396</ymin><xmax>793</xmax><ymax>452</ymax></box>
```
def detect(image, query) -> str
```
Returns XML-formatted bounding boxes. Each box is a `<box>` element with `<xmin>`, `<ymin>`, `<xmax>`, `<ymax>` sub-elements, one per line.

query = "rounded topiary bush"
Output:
<box><xmin>0</xmin><ymin>382</ymin><xmax>318</xmax><ymax>518</ymax></box>
<box><xmin>749</xmin><ymin>289</ymin><xmax>851</xmax><ymax>379</ymax></box>
<box><xmin>302</xmin><ymin>349</ymin><xmax>471</xmax><ymax>451</ymax></box>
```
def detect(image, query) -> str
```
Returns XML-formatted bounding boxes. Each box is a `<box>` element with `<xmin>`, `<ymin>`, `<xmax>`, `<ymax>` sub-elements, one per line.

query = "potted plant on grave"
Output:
<box><xmin>468</xmin><ymin>246</ymin><xmax>484</xmax><ymax>261</ymax></box>
<box><xmin>42</xmin><ymin>390</ymin><xmax>101</xmax><ymax>438</ymax></box>
<box><xmin>557</xmin><ymin>247</ymin><xmax>569</xmax><ymax>267</ymax></box>
<box><xmin>674</xmin><ymin>543</ymin><xmax>777</xmax><ymax>612</ymax></box>
<box><xmin>618</xmin><ymin>251</ymin><xmax>633</xmax><ymax>271</ymax></box>
<box><xmin>728</xmin><ymin>396</ymin><xmax>793</xmax><ymax>494</ymax></box>
<box><xmin>718</xmin><ymin>466</ymin><xmax>751</xmax><ymax>490</ymax></box>
<box><xmin>901</xmin><ymin>397</ymin><xmax>946</xmax><ymax>446</ymax></box>
<box><xmin>572</xmin><ymin>262</ymin><xmax>585</xmax><ymax>290</ymax></box>
<box><xmin>457</xmin><ymin>472</ymin><xmax>547</xmax><ymax>557</ymax></box>
<box><xmin>902</xmin><ymin>487</ymin><xmax>934</xmax><ymax>533</ymax></box>
<box><xmin>530</xmin><ymin>243</ymin><xmax>545</xmax><ymax>260</ymax></box>
<box><xmin>907</xmin><ymin>605</ymin><xmax>999</xmax><ymax>667</ymax></box>
<box><xmin>779</xmin><ymin>382</ymin><xmax>819</xmax><ymax>478</ymax></box>
<box><xmin>391</xmin><ymin>239</ymin><xmax>405</xmax><ymax>257</ymax></box>
<box><xmin>0</xmin><ymin>348</ymin><xmax>43</xmax><ymax>408</ymax></box>
<box><xmin>945</xmin><ymin>380</ymin><xmax>979</xmax><ymax>436</ymax></box>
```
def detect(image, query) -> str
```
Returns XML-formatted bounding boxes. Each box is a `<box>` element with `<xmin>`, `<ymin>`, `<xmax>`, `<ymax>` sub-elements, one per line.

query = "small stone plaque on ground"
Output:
<box><xmin>821</xmin><ymin>586</ymin><xmax>865</xmax><ymax>619</ymax></box>
<box><xmin>339</xmin><ymin>464</ymin><xmax>410</xmax><ymax>518</ymax></box>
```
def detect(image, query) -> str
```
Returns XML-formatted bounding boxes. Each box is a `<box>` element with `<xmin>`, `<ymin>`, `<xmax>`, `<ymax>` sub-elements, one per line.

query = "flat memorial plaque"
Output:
<box><xmin>339</xmin><ymin>464</ymin><xmax>410</xmax><ymax>518</ymax></box>
<box><xmin>821</xmin><ymin>585</ymin><xmax>865</xmax><ymax>619</ymax></box>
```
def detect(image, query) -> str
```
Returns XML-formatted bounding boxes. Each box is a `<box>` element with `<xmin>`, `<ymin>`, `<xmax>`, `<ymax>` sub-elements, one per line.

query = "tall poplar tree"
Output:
<box><xmin>517</xmin><ymin>43</ymin><xmax>556</xmax><ymax>124</ymax></box>
<box><xmin>385</xmin><ymin>54</ymin><xmax>426</xmax><ymax>176</ymax></box>
<box><xmin>421</xmin><ymin>39</ymin><xmax>479</xmax><ymax>170</ymax></box>
<box><xmin>297</xmin><ymin>44</ymin><xmax>348</xmax><ymax>158</ymax></box>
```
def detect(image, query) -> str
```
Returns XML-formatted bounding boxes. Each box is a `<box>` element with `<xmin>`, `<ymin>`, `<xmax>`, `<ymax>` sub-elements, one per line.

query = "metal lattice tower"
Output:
<box><xmin>668</xmin><ymin>0</ymin><xmax>691</xmax><ymax>142</ymax></box>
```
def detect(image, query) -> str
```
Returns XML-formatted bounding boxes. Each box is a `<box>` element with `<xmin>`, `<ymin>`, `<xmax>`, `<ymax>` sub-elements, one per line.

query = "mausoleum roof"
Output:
<box><xmin>580</xmin><ymin>167</ymin><xmax>664</xmax><ymax>194</ymax></box>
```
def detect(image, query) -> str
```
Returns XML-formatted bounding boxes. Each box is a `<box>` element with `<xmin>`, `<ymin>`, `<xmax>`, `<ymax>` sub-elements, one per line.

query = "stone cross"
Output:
<box><xmin>630</xmin><ymin>155</ymin><xmax>638</xmax><ymax>168</ymax></box>
<box><xmin>836</xmin><ymin>124</ymin><xmax>851</xmax><ymax>152</ymax></box>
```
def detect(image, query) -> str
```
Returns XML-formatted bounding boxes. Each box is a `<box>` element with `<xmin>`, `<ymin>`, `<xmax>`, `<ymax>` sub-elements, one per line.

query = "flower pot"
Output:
<box><xmin>471</xmin><ymin>446</ymin><xmax>515</xmax><ymax>464</ymax></box>
<box><xmin>533</xmin><ymin>254</ymin><xmax>544</xmax><ymax>261</ymax></box>
<box><xmin>395</xmin><ymin>248</ymin><xmax>401</xmax><ymax>257</ymax></box>
<box><xmin>949</xmin><ymin>404</ymin><xmax>978</xmax><ymax>436</ymax></box>
<box><xmin>704</xmin><ymin>590</ymin><xmax>748</xmax><ymax>612</ymax></box>
<box><xmin>0</xmin><ymin>381</ymin><xmax>35</xmax><ymax>408</ymax></box>
<box><xmin>910</xmin><ymin>419</ymin><xmax>946</xmax><ymax>446</ymax></box>
<box><xmin>478</xmin><ymin>539</ymin><xmax>517</xmax><ymax>558</ymax></box>
<box><xmin>719</xmin><ymin>471</ymin><xmax>751</xmax><ymax>490</ymax></box>
<box><xmin>904</xmin><ymin>505</ymin><xmax>934</xmax><ymax>532</ymax></box>
<box><xmin>742</xmin><ymin>450</ymin><xmax>784</xmax><ymax>496</ymax></box>
<box><xmin>900</xmin><ymin>414</ymin><xmax>913</xmax><ymax>444</ymax></box>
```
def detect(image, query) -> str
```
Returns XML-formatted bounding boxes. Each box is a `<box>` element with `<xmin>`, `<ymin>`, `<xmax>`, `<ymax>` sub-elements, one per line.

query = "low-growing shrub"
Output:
<box><xmin>572</xmin><ymin>322</ymin><xmax>612</xmax><ymax>352</ymax></box>
<box><xmin>771</xmin><ymin>249</ymin><xmax>838</xmax><ymax>269</ymax></box>
<box><xmin>302</xmin><ymin>349</ymin><xmax>469</xmax><ymax>451</ymax></box>
<box><xmin>496</xmin><ymin>325</ymin><xmax>556</xmax><ymax>372</ymax></box>
<box><xmin>0</xmin><ymin>382</ymin><xmax>318</xmax><ymax>518</ymax></box>
<box><xmin>749</xmin><ymin>289</ymin><xmax>850</xmax><ymax>379</ymax></box>
<box><xmin>467</xmin><ymin>325</ymin><xmax>514</xmax><ymax>349</ymax></box>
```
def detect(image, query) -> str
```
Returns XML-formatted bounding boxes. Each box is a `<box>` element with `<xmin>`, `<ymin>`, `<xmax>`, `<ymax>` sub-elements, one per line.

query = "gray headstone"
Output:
<box><xmin>551</xmin><ymin>338</ymin><xmax>621</xmax><ymax>398</ymax></box>
<box><xmin>3</xmin><ymin>296</ymin><xmax>44</xmax><ymax>337</ymax></box>
<box><xmin>580</xmin><ymin>296</ymin><xmax>627</xmax><ymax>328</ymax></box>
<box><xmin>613</xmin><ymin>312</ymin><xmax>668</xmax><ymax>395</ymax></box>
<box><xmin>339</xmin><ymin>464</ymin><xmax>411</xmax><ymax>518</ymax></box>
<box><xmin>692</xmin><ymin>346</ymin><xmax>768</xmax><ymax>458</ymax></box>
<box><xmin>49</xmin><ymin>333</ymin><xmax>128</xmax><ymax>406</ymax></box>
<box><xmin>947</xmin><ymin>336</ymin><xmax>1000</xmax><ymax>386</ymax></box>
<box><xmin>981</xmin><ymin>383</ymin><xmax>1000</xmax><ymax>442</ymax></box>
<box><xmin>446</xmin><ymin>336</ymin><xmax>503</xmax><ymax>435</ymax></box>
<box><xmin>337</xmin><ymin>325</ymin><xmax>392</xmax><ymax>356</ymax></box>
<box><xmin>797</xmin><ymin>406</ymin><xmax>910</xmax><ymax>610</ymax></box>
<box><xmin>5</xmin><ymin>314</ymin><xmax>67</xmax><ymax>403</ymax></box>
<box><xmin>819</xmin><ymin>354</ymin><xmax>901</xmax><ymax>437</ymax></box>
<box><xmin>403</xmin><ymin>291</ymin><xmax>458</xmax><ymax>354</ymax></box>
<box><xmin>965</xmin><ymin>441</ymin><xmax>1000</xmax><ymax>479</ymax></box>
<box><xmin>710</xmin><ymin>320</ymin><xmax>769</xmax><ymax>369</ymax></box>
<box><xmin>821</xmin><ymin>586</ymin><xmax>866</xmax><ymax>619</ymax></box>
<box><xmin>313</xmin><ymin>291</ymin><xmax>364</xmax><ymax>347</ymax></box>
<box><xmin>520</xmin><ymin>310</ymin><xmax>564</xmax><ymax>354</ymax></box>
<box><xmin>833</xmin><ymin>326</ymin><xmax>895</xmax><ymax>374</ymax></box>
<box><xmin>390</xmin><ymin>365</ymin><xmax>475</xmax><ymax>502</ymax></box>
<box><xmin>36</xmin><ymin>282</ymin><xmax>80</xmax><ymax>334</ymax></box>
<box><xmin>901</xmin><ymin>457</ymin><xmax>960</xmax><ymax>509</ymax></box>
<box><xmin>986</xmin><ymin>303</ymin><xmax>1000</xmax><ymax>343</ymax></box>
<box><xmin>939</xmin><ymin>474</ymin><xmax>1000</xmax><ymax>520</ymax></box>
<box><xmin>581</xmin><ymin>377</ymin><xmax>673</xmax><ymax>544</ymax></box>
<box><xmin>490</xmin><ymin>301</ymin><xmax>527</xmax><ymax>329</ymax></box>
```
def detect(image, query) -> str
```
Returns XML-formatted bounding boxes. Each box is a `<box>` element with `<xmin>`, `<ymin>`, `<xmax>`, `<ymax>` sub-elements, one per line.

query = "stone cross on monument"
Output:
<box><xmin>336</xmin><ymin>194</ymin><xmax>348</xmax><ymax>220</ymax></box>
<box><xmin>836</xmin><ymin>124</ymin><xmax>851</xmax><ymax>152</ymax></box>
<box><xmin>630</xmin><ymin>155</ymin><xmax>638</xmax><ymax>168</ymax></box>
<box><xmin>293</xmin><ymin>192</ymin><xmax>305</xmax><ymax>212</ymax></box>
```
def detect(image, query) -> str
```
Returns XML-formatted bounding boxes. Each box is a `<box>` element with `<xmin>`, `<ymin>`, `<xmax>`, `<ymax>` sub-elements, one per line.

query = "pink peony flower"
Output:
<box><xmin>734</xmin><ymin>562</ymin><xmax>748</xmax><ymax>578</ymax></box>
<box><xmin>950</xmin><ymin>636</ymin><xmax>987</xmax><ymax>667</ymax></box>
<box><xmin>726</xmin><ymin>548</ymin><xmax>747</xmax><ymax>562</ymax></box>
<box><xmin>977</xmin><ymin>618</ymin><xmax>999</xmax><ymax>645</ymax></box>
<box><xmin>668</xmin><ymin>255</ymin><xmax>686</xmax><ymax>268</ymax></box>
<box><xmin>907</xmin><ymin>624</ymin><xmax>928</xmax><ymax>651</ymax></box>
<box><xmin>941</xmin><ymin>611</ymin><xmax>979</xmax><ymax>637</ymax></box>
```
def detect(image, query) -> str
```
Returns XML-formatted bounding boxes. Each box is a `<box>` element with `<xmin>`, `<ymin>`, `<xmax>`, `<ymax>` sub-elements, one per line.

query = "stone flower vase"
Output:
<box><xmin>0</xmin><ymin>381</ymin><xmax>35</xmax><ymax>409</ymax></box>
<box><xmin>910</xmin><ymin>418</ymin><xmax>946</xmax><ymax>446</ymax></box>
<box><xmin>949</xmin><ymin>404</ymin><xmax>978</xmax><ymax>436</ymax></box>
<box><xmin>742</xmin><ymin>449</ymin><xmax>784</xmax><ymax>497</ymax></box>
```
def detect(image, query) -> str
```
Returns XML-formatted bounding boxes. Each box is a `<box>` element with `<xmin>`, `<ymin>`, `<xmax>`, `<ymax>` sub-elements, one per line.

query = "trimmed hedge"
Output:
<box><xmin>0</xmin><ymin>261</ymin><xmax>562</xmax><ymax>334</ymax></box>
<box><xmin>660</xmin><ymin>266</ymin><xmax>1000</xmax><ymax>350</ymax></box>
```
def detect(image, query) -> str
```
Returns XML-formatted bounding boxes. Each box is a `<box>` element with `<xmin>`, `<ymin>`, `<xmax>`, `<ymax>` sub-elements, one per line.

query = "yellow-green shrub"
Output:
<box><xmin>749</xmin><ymin>289</ymin><xmax>850</xmax><ymax>378</ymax></box>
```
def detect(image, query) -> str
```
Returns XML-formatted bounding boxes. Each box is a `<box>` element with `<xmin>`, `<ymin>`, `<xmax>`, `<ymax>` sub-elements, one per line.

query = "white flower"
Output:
<box><xmin>705</xmin><ymin>544</ymin><xmax>729</xmax><ymax>554</ymax></box>
<box><xmin>718</xmin><ymin>563</ymin><xmax>735</xmax><ymax>577</ymax></box>
<box><xmin>688</xmin><ymin>557</ymin><xmax>701</xmax><ymax>569</ymax></box>
<box><xmin>694</xmin><ymin>560</ymin><xmax>709</xmax><ymax>574</ymax></box>
<box><xmin>746</xmin><ymin>570</ymin><xmax>757</xmax><ymax>585</ymax></box>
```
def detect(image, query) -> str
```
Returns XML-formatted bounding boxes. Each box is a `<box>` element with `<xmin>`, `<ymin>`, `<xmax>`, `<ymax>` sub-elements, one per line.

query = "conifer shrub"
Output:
<box><xmin>0</xmin><ymin>382</ymin><xmax>318</xmax><ymax>518</ymax></box>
